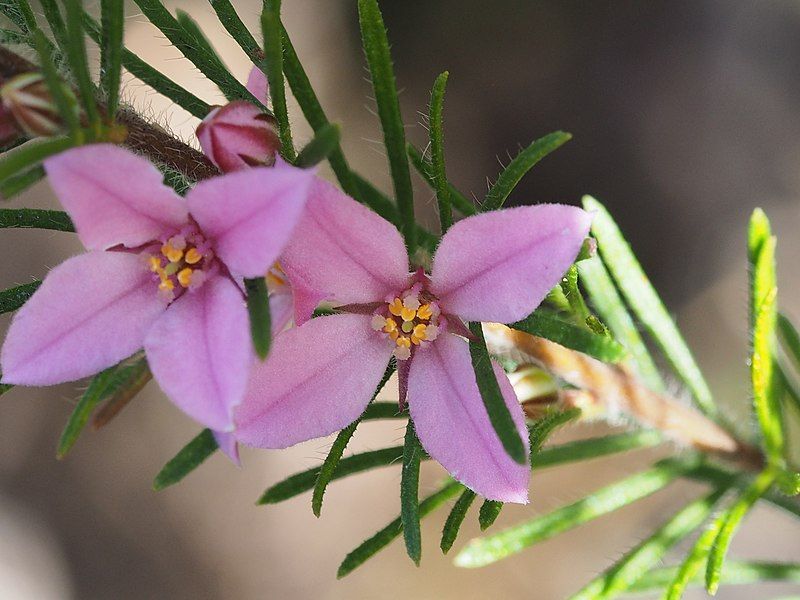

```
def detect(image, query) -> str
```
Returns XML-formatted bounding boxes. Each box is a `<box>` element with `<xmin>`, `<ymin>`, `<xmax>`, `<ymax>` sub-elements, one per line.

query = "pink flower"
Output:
<box><xmin>0</xmin><ymin>143</ymin><xmax>314</xmax><ymax>432</ymax></box>
<box><xmin>196</xmin><ymin>67</ymin><xmax>279</xmax><ymax>173</ymax></box>
<box><xmin>231</xmin><ymin>180</ymin><xmax>591</xmax><ymax>502</ymax></box>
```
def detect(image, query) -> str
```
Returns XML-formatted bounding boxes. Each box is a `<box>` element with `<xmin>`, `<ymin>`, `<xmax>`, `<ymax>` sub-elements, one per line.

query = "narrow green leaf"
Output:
<box><xmin>441</xmin><ymin>489</ymin><xmax>476</xmax><ymax>554</ymax></box>
<box><xmin>570</xmin><ymin>485</ymin><xmax>730</xmax><ymax>599</ymax></box>
<box><xmin>260</xmin><ymin>429</ymin><xmax>663</xmax><ymax>507</ymax></box>
<box><xmin>91</xmin><ymin>356</ymin><xmax>151</xmax><ymax>429</ymax></box>
<box><xmin>665</xmin><ymin>507</ymin><xmax>726</xmax><ymax>600</ymax></box>
<box><xmin>39</xmin><ymin>0</ymin><xmax>67</xmax><ymax>52</ymax></box>
<box><xmin>454</xmin><ymin>456</ymin><xmax>697</xmax><ymax>568</ymax></box>
<box><xmin>312</xmin><ymin>363</ymin><xmax>396</xmax><ymax>517</ymax></box>
<box><xmin>0</xmin><ymin>166</ymin><xmax>45</xmax><ymax>199</ymax></box>
<box><xmin>3</xmin><ymin>0</ymin><xmax>36</xmax><ymax>32</ymax></box>
<box><xmin>468</xmin><ymin>322</ymin><xmax>526</xmax><ymax>464</ymax></box>
<box><xmin>153</xmin><ymin>429</ymin><xmax>219</xmax><ymax>490</ymax></box>
<box><xmin>357</xmin><ymin>0</ymin><xmax>416</xmax><ymax>252</ymax></box>
<box><xmin>632</xmin><ymin>561</ymin><xmax>800</xmax><ymax>593</ymax></box>
<box><xmin>407</xmin><ymin>144</ymin><xmax>477</xmax><ymax>216</ymax></box>
<box><xmin>63</xmin><ymin>0</ymin><xmax>100</xmax><ymax>131</ymax></box>
<box><xmin>83</xmin><ymin>12</ymin><xmax>210</xmax><ymax>119</ymax></box>
<box><xmin>338</xmin><ymin>480</ymin><xmax>463</xmax><ymax>578</ymax></box>
<box><xmin>0</xmin><ymin>28</ymin><xmax>28</xmax><ymax>44</ymax></box>
<box><xmin>207</xmin><ymin>0</ymin><xmax>261</xmax><ymax>62</ymax></box>
<box><xmin>0</xmin><ymin>208</ymin><xmax>74</xmax><ymax>230</ymax></box>
<box><xmin>56</xmin><ymin>364</ymin><xmax>119</xmax><ymax>458</ymax></box>
<box><xmin>478</xmin><ymin>500</ymin><xmax>503</xmax><ymax>531</ymax></box>
<box><xmin>428</xmin><ymin>71</ymin><xmax>452</xmax><ymax>232</ymax></box>
<box><xmin>175</xmin><ymin>10</ymin><xmax>226</xmax><ymax>71</ymax></box>
<box><xmin>32</xmin><ymin>30</ymin><xmax>80</xmax><ymax>134</ymax></box>
<box><xmin>261</xmin><ymin>1</ymin><xmax>294</xmax><ymax>161</ymax></box>
<box><xmin>132</xmin><ymin>0</ymin><xmax>264</xmax><ymax>108</ymax></box>
<box><xmin>0</xmin><ymin>136</ymin><xmax>72</xmax><ymax>182</ymax></box>
<box><xmin>584</xmin><ymin>196</ymin><xmax>717</xmax><ymax>416</ymax></box>
<box><xmin>0</xmin><ymin>280</ymin><xmax>41</xmax><ymax>313</ymax></box>
<box><xmin>295</xmin><ymin>123</ymin><xmax>340</xmax><ymax>169</ymax></box>
<box><xmin>99</xmin><ymin>0</ymin><xmax>123</xmax><ymax>118</ymax></box>
<box><xmin>350</xmin><ymin>171</ymin><xmax>401</xmax><ymax>223</ymax></box>
<box><xmin>577</xmin><ymin>255</ymin><xmax>665</xmax><ymax>392</ymax></box>
<box><xmin>510</xmin><ymin>309</ymin><xmax>627</xmax><ymax>363</ymax></box>
<box><xmin>400</xmin><ymin>420</ymin><xmax>423</xmax><ymax>564</ymax></box>
<box><xmin>361</xmin><ymin>401</ymin><xmax>404</xmax><ymax>420</ymax></box>
<box><xmin>778</xmin><ymin>313</ymin><xmax>800</xmax><ymax>368</ymax></box>
<box><xmin>529</xmin><ymin>407</ymin><xmax>581</xmax><ymax>454</ymax></box>
<box><xmin>706</xmin><ymin>467</ymin><xmax>777</xmax><ymax>594</ymax></box>
<box><xmin>244</xmin><ymin>277</ymin><xmax>271</xmax><ymax>359</ymax></box>
<box><xmin>482</xmin><ymin>131</ymin><xmax>571</xmax><ymax>211</ymax></box>
<box><xmin>0</xmin><ymin>376</ymin><xmax>13</xmax><ymax>396</ymax></box>
<box><xmin>560</xmin><ymin>265</ymin><xmax>590</xmax><ymax>321</ymax></box>
<box><xmin>749</xmin><ymin>210</ymin><xmax>783</xmax><ymax>464</ymax></box>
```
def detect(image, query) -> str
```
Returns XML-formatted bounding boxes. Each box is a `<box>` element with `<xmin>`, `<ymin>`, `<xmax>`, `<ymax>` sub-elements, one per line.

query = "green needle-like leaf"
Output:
<box><xmin>0</xmin><ymin>208</ymin><xmax>74</xmax><ymax>230</ymax></box>
<box><xmin>401</xmin><ymin>420</ymin><xmax>423</xmax><ymax>564</ymax></box>
<box><xmin>63</xmin><ymin>0</ymin><xmax>100</xmax><ymax>132</ymax></box>
<box><xmin>778</xmin><ymin>313</ymin><xmax>800</xmax><ymax>368</ymax></box>
<box><xmin>510</xmin><ymin>309</ymin><xmax>627</xmax><ymax>363</ymax></box>
<box><xmin>207</xmin><ymin>0</ymin><xmax>261</xmax><ymax>62</ymax></box>
<box><xmin>312</xmin><ymin>364</ymin><xmax>396</xmax><ymax>517</ymax></box>
<box><xmin>429</xmin><ymin>71</ymin><xmax>452</xmax><ymax>232</ymax></box>
<box><xmin>0</xmin><ymin>136</ymin><xmax>73</xmax><ymax>183</ymax></box>
<box><xmin>244</xmin><ymin>277</ymin><xmax>271</xmax><ymax>359</ymax></box>
<box><xmin>577</xmin><ymin>255</ymin><xmax>665</xmax><ymax>392</ymax></box>
<box><xmin>748</xmin><ymin>209</ymin><xmax>783</xmax><ymax>464</ymax></box>
<box><xmin>153</xmin><ymin>429</ymin><xmax>219</xmax><ymax>490</ymax></box>
<box><xmin>39</xmin><ymin>0</ymin><xmax>67</xmax><ymax>52</ymax></box>
<box><xmin>357</xmin><ymin>0</ymin><xmax>416</xmax><ymax>252</ymax></box>
<box><xmin>440</xmin><ymin>489</ymin><xmax>476</xmax><ymax>554</ymax></box>
<box><xmin>260</xmin><ymin>429</ymin><xmax>663</xmax><ymax>507</ymax></box>
<box><xmin>407</xmin><ymin>144</ymin><xmax>477</xmax><ymax>216</ymax></box>
<box><xmin>468</xmin><ymin>322</ymin><xmax>526</xmax><ymax>464</ymax></box>
<box><xmin>132</xmin><ymin>0</ymin><xmax>263</xmax><ymax>108</ymax></box>
<box><xmin>1</xmin><ymin>0</ymin><xmax>36</xmax><ymax>32</ymax></box>
<box><xmin>0</xmin><ymin>28</ymin><xmax>28</xmax><ymax>44</ymax></box>
<box><xmin>0</xmin><ymin>280</ymin><xmax>41</xmax><ymax>313</ymax></box>
<box><xmin>338</xmin><ymin>480</ymin><xmax>463</xmax><ymax>578</ymax></box>
<box><xmin>706</xmin><ymin>467</ymin><xmax>777</xmax><ymax>595</ymax></box>
<box><xmin>56</xmin><ymin>364</ymin><xmax>118</xmax><ymax>458</ymax></box>
<box><xmin>32</xmin><ymin>30</ymin><xmax>79</xmax><ymax>134</ymax></box>
<box><xmin>570</xmin><ymin>485</ymin><xmax>730</xmax><ymax>599</ymax></box>
<box><xmin>584</xmin><ymin>196</ymin><xmax>717</xmax><ymax>416</ymax></box>
<box><xmin>665</xmin><ymin>507</ymin><xmax>726</xmax><ymax>600</ymax></box>
<box><xmin>99</xmin><ymin>0</ymin><xmax>123</xmax><ymax>118</ymax></box>
<box><xmin>176</xmin><ymin>10</ymin><xmax>226</xmax><ymax>71</ymax></box>
<box><xmin>261</xmin><ymin>0</ymin><xmax>294</xmax><ymax>161</ymax></box>
<box><xmin>0</xmin><ymin>166</ymin><xmax>45</xmax><ymax>199</ymax></box>
<box><xmin>632</xmin><ymin>561</ymin><xmax>800</xmax><ymax>593</ymax></box>
<box><xmin>91</xmin><ymin>357</ymin><xmax>151</xmax><ymax>429</ymax></box>
<box><xmin>478</xmin><ymin>500</ymin><xmax>503</xmax><ymax>531</ymax></box>
<box><xmin>454</xmin><ymin>456</ymin><xmax>697</xmax><ymax>568</ymax></box>
<box><xmin>481</xmin><ymin>131</ymin><xmax>571</xmax><ymax>211</ymax></box>
<box><xmin>560</xmin><ymin>265</ymin><xmax>590</xmax><ymax>321</ymax></box>
<box><xmin>83</xmin><ymin>13</ymin><xmax>210</xmax><ymax>119</ymax></box>
<box><xmin>295</xmin><ymin>123</ymin><xmax>341</xmax><ymax>169</ymax></box>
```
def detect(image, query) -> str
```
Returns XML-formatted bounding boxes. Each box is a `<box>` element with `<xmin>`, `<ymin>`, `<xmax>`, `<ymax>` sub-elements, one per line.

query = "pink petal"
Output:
<box><xmin>430</xmin><ymin>205</ymin><xmax>591</xmax><ymax>324</ymax></box>
<box><xmin>1</xmin><ymin>252</ymin><xmax>167</xmax><ymax>385</ymax></box>
<box><xmin>246</xmin><ymin>66</ymin><xmax>269</xmax><ymax>105</ymax></box>
<box><xmin>407</xmin><ymin>333</ymin><xmax>530</xmax><ymax>503</ymax></box>
<box><xmin>281</xmin><ymin>178</ymin><xmax>409</xmax><ymax>322</ymax></box>
<box><xmin>196</xmin><ymin>101</ymin><xmax>280</xmax><ymax>172</ymax></box>
<box><xmin>144</xmin><ymin>275</ymin><xmax>253</xmax><ymax>432</ymax></box>
<box><xmin>213</xmin><ymin>430</ymin><xmax>241</xmax><ymax>466</ymax></box>
<box><xmin>44</xmin><ymin>145</ymin><xmax>188</xmax><ymax>250</ymax></box>
<box><xmin>234</xmin><ymin>313</ymin><xmax>394</xmax><ymax>448</ymax></box>
<box><xmin>187</xmin><ymin>165</ymin><xmax>313</xmax><ymax>278</ymax></box>
<box><xmin>269</xmin><ymin>289</ymin><xmax>294</xmax><ymax>335</ymax></box>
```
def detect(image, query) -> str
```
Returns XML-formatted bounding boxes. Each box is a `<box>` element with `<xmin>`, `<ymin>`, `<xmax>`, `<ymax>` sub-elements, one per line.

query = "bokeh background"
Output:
<box><xmin>1</xmin><ymin>1</ymin><xmax>800</xmax><ymax>598</ymax></box>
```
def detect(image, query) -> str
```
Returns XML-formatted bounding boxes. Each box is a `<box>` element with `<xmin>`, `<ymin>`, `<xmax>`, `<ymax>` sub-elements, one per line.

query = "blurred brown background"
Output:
<box><xmin>1</xmin><ymin>1</ymin><xmax>800</xmax><ymax>598</ymax></box>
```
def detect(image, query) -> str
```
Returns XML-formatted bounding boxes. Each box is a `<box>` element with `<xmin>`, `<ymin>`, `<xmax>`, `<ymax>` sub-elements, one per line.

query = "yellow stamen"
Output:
<box><xmin>412</xmin><ymin>323</ymin><xmax>428</xmax><ymax>339</ymax></box>
<box><xmin>177</xmin><ymin>267</ymin><xmax>193</xmax><ymax>288</ymax></box>
<box><xmin>383</xmin><ymin>317</ymin><xmax>398</xmax><ymax>333</ymax></box>
<box><xmin>148</xmin><ymin>256</ymin><xmax>162</xmax><ymax>272</ymax></box>
<box><xmin>388</xmin><ymin>298</ymin><xmax>404</xmax><ymax>317</ymax></box>
<box><xmin>184</xmin><ymin>247</ymin><xmax>202</xmax><ymax>265</ymax></box>
<box><xmin>417</xmin><ymin>303</ymin><xmax>433</xmax><ymax>320</ymax></box>
<box><xmin>158</xmin><ymin>279</ymin><xmax>174</xmax><ymax>292</ymax></box>
<box><xmin>396</xmin><ymin>336</ymin><xmax>411</xmax><ymax>349</ymax></box>
<box><xmin>161</xmin><ymin>243</ymin><xmax>184</xmax><ymax>263</ymax></box>
<box><xmin>400</xmin><ymin>306</ymin><xmax>416</xmax><ymax>322</ymax></box>
<box><xmin>389</xmin><ymin>329</ymin><xmax>399</xmax><ymax>341</ymax></box>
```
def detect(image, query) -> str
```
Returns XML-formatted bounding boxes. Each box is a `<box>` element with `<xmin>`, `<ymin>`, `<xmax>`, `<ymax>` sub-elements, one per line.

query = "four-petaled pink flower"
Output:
<box><xmin>231</xmin><ymin>181</ymin><xmax>591</xmax><ymax>502</ymax></box>
<box><xmin>0</xmin><ymin>143</ymin><xmax>314</xmax><ymax>433</ymax></box>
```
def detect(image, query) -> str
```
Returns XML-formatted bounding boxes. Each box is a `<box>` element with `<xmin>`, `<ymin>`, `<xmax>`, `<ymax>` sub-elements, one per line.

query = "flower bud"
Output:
<box><xmin>0</xmin><ymin>72</ymin><xmax>64</xmax><ymax>137</ymax></box>
<box><xmin>196</xmin><ymin>101</ymin><xmax>281</xmax><ymax>172</ymax></box>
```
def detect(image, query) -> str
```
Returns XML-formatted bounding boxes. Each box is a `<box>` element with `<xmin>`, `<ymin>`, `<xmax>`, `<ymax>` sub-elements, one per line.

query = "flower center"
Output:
<box><xmin>371</xmin><ymin>287</ymin><xmax>440</xmax><ymax>360</ymax></box>
<box><xmin>147</xmin><ymin>227</ymin><xmax>214</xmax><ymax>301</ymax></box>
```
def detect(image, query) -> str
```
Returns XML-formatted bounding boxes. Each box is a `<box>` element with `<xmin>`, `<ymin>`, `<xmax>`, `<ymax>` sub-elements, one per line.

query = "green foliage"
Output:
<box><xmin>478</xmin><ymin>500</ymin><xmax>503</xmax><ymax>531</ymax></box>
<box><xmin>357</xmin><ymin>0</ymin><xmax>416</xmax><ymax>253</ymax></box>
<box><xmin>584</xmin><ymin>196</ymin><xmax>717</xmax><ymax>417</ymax></box>
<box><xmin>510</xmin><ymin>309</ymin><xmax>627</xmax><ymax>362</ymax></box>
<box><xmin>0</xmin><ymin>165</ymin><xmax>45</xmax><ymax>198</ymax></box>
<box><xmin>207</xmin><ymin>0</ymin><xmax>261</xmax><ymax>62</ymax></box>
<box><xmin>0</xmin><ymin>136</ymin><xmax>73</xmax><ymax>183</ymax></box>
<box><xmin>0</xmin><ymin>208</ymin><xmax>73</xmax><ymax>231</ymax></box>
<box><xmin>632</xmin><ymin>561</ymin><xmax>800</xmax><ymax>593</ymax></box>
<box><xmin>407</xmin><ymin>144</ymin><xmax>477</xmax><ymax>216</ymax></box>
<box><xmin>260</xmin><ymin>0</ymin><xmax>294</xmax><ymax>160</ymax></box>
<box><xmin>63</xmin><ymin>0</ymin><xmax>100</xmax><ymax>132</ymax></box>
<box><xmin>295</xmin><ymin>124</ymin><xmax>341</xmax><ymax>169</ymax></box>
<box><xmin>481</xmin><ymin>131</ymin><xmax>572</xmax><ymax>211</ymax></box>
<box><xmin>428</xmin><ymin>71</ymin><xmax>452</xmax><ymax>232</ymax></box>
<box><xmin>244</xmin><ymin>277</ymin><xmax>271</xmax><ymax>360</ymax></box>
<box><xmin>401</xmin><ymin>420</ymin><xmax>423</xmax><ymax>564</ymax></box>
<box><xmin>153</xmin><ymin>429</ymin><xmax>219</xmax><ymax>491</ymax></box>
<box><xmin>468</xmin><ymin>322</ymin><xmax>527</xmax><ymax>464</ymax></box>
<box><xmin>440</xmin><ymin>489</ymin><xmax>476</xmax><ymax>554</ymax></box>
<box><xmin>99</xmin><ymin>0</ymin><xmax>124</xmax><ymax>118</ymax></box>
<box><xmin>0</xmin><ymin>280</ymin><xmax>41</xmax><ymax>313</ymax></box>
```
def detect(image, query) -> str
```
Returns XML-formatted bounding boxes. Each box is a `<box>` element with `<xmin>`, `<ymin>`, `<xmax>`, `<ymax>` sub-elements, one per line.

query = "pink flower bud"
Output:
<box><xmin>196</xmin><ymin>101</ymin><xmax>281</xmax><ymax>173</ymax></box>
<box><xmin>0</xmin><ymin>72</ymin><xmax>64</xmax><ymax>137</ymax></box>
